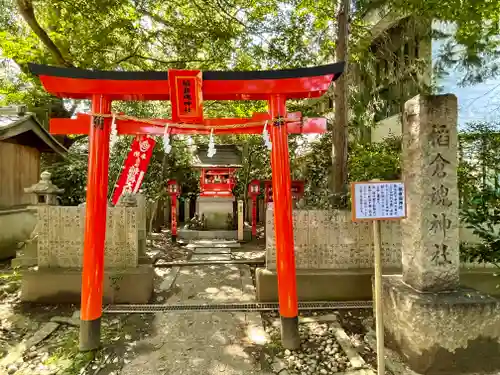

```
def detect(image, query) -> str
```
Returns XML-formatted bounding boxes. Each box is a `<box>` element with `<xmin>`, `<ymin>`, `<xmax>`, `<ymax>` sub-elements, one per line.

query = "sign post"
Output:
<box><xmin>351</xmin><ymin>180</ymin><xmax>407</xmax><ymax>375</ymax></box>
<box><xmin>237</xmin><ymin>200</ymin><xmax>244</xmax><ymax>241</ymax></box>
<box><xmin>167</xmin><ymin>180</ymin><xmax>180</xmax><ymax>242</ymax></box>
<box><xmin>248</xmin><ymin>180</ymin><xmax>261</xmax><ymax>238</ymax></box>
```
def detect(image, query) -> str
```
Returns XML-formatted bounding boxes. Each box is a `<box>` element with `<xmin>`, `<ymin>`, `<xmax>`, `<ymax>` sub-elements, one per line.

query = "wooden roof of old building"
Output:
<box><xmin>0</xmin><ymin>106</ymin><xmax>67</xmax><ymax>156</ymax></box>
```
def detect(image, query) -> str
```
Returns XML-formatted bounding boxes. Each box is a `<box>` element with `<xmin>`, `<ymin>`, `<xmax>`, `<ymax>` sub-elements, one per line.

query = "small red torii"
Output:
<box><xmin>29</xmin><ymin>62</ymin><xmax>344</xmax><ymax>351</ymax></box>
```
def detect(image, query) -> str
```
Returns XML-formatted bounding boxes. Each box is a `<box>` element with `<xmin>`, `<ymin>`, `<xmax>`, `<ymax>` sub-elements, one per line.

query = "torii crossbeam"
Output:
<box><xmin>29</xmin><ymin>62</ymin><xmax>344</xmax><ymax>351</ymax></box>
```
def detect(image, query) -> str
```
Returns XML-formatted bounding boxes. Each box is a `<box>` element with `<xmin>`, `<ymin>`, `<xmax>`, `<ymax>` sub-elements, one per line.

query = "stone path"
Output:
<box><xmin>120</xmin><ymin>240</ymin><xmax>272</xmax><ymax>375</ymax></box>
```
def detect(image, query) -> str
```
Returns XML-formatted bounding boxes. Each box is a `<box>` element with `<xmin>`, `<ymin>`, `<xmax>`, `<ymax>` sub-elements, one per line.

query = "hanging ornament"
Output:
<box><xmin>207</xmin><ymin>128</ymin><xmax>216</xmax><ymax>158</ymax></box>
<box><xmin>109</xmin><ymin>113</ymin><xmax>118</xmax><ymax>148</ymax></box>
<box><xmin>163</xmin><ymin>125</ymin><xmax>172</xmax><ymax>154</ymax></box>
<box><xmin>262</xmin><ymin>120</ymin><xmax>272</xmax><ymax>150</ymax></box>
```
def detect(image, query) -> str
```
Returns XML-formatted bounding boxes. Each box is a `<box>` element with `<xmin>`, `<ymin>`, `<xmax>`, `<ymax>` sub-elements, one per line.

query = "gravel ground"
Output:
<box><xmin>261</xmin><ymin>314</ymin><xmax>351</xmax><ymax>374</ymax></box>
<box><xmin>261</xmin><ymin>309</ymin><xmax>376</xmax><ymax>375</ymax></box>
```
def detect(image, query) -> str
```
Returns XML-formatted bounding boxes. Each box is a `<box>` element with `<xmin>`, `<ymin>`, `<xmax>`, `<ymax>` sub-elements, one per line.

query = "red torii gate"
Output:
<box><xmin>29</xmin><ymin>62</ymin><xmax>344</xmax><ymax>351</ymax></box>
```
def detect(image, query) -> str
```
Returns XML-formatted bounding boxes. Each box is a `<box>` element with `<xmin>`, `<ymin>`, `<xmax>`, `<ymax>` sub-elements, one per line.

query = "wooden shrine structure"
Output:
<box><xmin>29</xmin><ymin>62</ymin><xmax>344</xmax><ymax>351</ymax></box>
<box><xmin>193</xmin><ymin>144</ymin><xmax>241</xmax><ymax>198</ymax></box>
<box><xmin>192</xmin><ymin>144</ymin><xmax>242</xmax><ymax>229</ymax></box>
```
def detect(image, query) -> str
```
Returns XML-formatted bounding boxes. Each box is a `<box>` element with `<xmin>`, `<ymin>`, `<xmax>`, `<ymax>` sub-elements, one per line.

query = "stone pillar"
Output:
<box><xmin>184</xmin><ymin>198</ymin><xmax>190</xmax><ymax>222</ymax></box>
<box><xmin>402</xmin><ymin>94</ymin><xmax>459</xmax><ymax>292</ymax></box>
<box><xmin>381</xmin><ymin>95</ymin><xmax>500</xmax><ymax>375</ymax></box>
<box><xmin>135</xmin><ymin>193</ymin><xmax>147</xmax><ymax>260</ymax></box>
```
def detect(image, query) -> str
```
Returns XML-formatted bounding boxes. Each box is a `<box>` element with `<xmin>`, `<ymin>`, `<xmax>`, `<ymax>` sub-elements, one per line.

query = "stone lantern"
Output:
<box><xmin>24</xmin><ymin>171</ymin><xmax>64</xmax><ymax>205</ymax></box>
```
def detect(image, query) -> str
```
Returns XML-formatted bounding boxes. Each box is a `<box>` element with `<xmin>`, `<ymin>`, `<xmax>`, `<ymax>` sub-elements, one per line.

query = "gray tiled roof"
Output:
<box><xmin>192</xmin><ymin>144</ymin><xmax>242</xmax><ymax>168</ymax></box>
<box><xmin>0</xmin><ymin>113</ymin><xmax>25</xmax><ymax>127</ymax></box>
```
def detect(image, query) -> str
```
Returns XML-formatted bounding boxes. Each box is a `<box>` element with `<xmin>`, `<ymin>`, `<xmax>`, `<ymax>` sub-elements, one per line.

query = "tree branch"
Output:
<box><xmin>16</xmin><ymin>0</ymin><xmax>74</xmax><ymax>67</ymax></box>
<box><xmin>134</xmin><ymin>55</ymin><xmax>214</xmax><ymax>66</ymax></box>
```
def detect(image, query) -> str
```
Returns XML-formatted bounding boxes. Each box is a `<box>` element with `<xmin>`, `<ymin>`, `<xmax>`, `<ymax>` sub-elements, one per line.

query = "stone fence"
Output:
<box><xmin>265</xmin><ymin>208</ymin><xmax>487</xmax><ymax>270</ymax></box>
<box><xmin>36</xmin><ymin>205</ymin><xmax>140</xmax><ymax>268</ymax></box>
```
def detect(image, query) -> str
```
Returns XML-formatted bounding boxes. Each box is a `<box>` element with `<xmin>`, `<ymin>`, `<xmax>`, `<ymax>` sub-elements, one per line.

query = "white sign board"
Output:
<box><xmin>351</xmin><ymin>181</ymin><xmax>406</xmax><ymax>221</ymax></box>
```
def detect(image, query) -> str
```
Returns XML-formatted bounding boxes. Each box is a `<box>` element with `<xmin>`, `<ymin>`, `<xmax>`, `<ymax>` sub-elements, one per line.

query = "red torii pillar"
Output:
<box><xmin>269</xmin><ymin>95</ymin><xmax>299</xmax><ymax>348</ymax></box>
<box><xmin>80</xmin><ymin>95</ymin><xmax>111</xmax><ymax>350</ymax></box>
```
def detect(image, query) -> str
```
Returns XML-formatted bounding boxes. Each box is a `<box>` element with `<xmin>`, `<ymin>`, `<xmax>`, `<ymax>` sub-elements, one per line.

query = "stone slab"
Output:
<box><xmin>328</xmin><ymin>318</ymin><xmax>365</xmax><ymax>369</ymax></box>
<box><xmin>159</xmin><ymin>266</ymin><xmax>180</xmax><ymax>292</ymax></box>
<box><xmin>36</xmin><ymin>205</ymin><xmax>139</xmax><ymax>268</ymax></box>
<box><xmin>266</xmin><ymin>209</ymin><xmax>402</xmax><ymax>270</ymax></box>
<box><xmin>20</xmin><ymin>265</ymin><xmax>154</xmax><ymax>304</ymax></box>
<box><xmin>256</xmin><ymin>268</ymin><xmax>500</xmax><ymax>302</ymax></box>
<box><xmin>191</xmin><ymin>254</ymin><xmax>232</xmax><ymax>261</ymax></box>
<box><xmin>193</xmin><ymin>247</ymin><xmax>232</xmax><ymax>254</ymax></box>
<box><xmin>255</xmin><ymin>267</ymin><xmax>401</xmax><ymax>302</ymax></box>
<box><xmin>265</xmin><ymin>208</ymin><xmax>485</xmax><ymax>271</ymax></box>
<box><xmin>179</xmin><ymin>229</ymin><xmax>251</xmax><ymax>241</ymax></box>
<box><xmin>382</xmin><ymin>275</ymin><xmax>500</xmax><ymax>374</ymax></box>
<box><xmin>271</xmin><ymin>315</ymin><xmax>340</xmax><ymax>328</ymax></box>
<box><xmin>192</xmin><ymin>240</ymin><xmax>240</xmax><ymax>247</ymax></box>
<box><xmin>0</xmin><ymin>322</ymin><xmax>60</xmax><ymax>368</ymax></box>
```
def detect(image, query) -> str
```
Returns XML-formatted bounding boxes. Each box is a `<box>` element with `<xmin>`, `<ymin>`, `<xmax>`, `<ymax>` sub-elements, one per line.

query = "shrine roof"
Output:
<box><xmin>0</xmin><ymin>107</ymin><xmax>67</xmax><ymax>155</ymax></box>
<box><xmin>28</xmin><ymin>62</ymin><xmax>345</xmax><ymax>101</ymax></box>
<box><xmin>192</xmin><ymin>144</ymin><xmax>242</xmax><ymax>168</ymax></box>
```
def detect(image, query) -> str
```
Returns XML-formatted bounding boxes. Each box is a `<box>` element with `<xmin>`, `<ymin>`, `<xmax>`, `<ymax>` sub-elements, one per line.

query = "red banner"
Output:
<box><xmin>168</xmin><ymin>69</ymin><xmax>203</xmax><ymax>123</ymax></box>
<box><xmin>171</xmin><ymin>197</ymin><xmax>177</xmax><ymax>236</ymax></box>
<box><xmin>112</xmin><ymin>136</ymin><xmax>156</xmax><ymax>205</ymax></box>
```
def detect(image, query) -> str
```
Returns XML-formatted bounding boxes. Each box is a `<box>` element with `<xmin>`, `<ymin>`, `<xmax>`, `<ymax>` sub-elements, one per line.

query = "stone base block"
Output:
<box><xmin>178</xmin><ymin>229</ymin><xmax>251</xmax><ymax>241</ymax></box>
<box><xmin>256</xmin><ymin>268</ymin><xmax>500</xmax><ymax>302</ymax></box>
<box><xmin>382</xmin><ymin>275</ymin><xmax>500</xmax><ymax>374</ymax></box>
<box><xmin>0</xmin><ymin>208</ymin><xmax>36</xmax><ymax>261</ymax></box>
<box><xmin>21</xmin><ymin>265</ymin><xmax>154</xmax><ymax>304</ymax></box>
<box><xmin>256</xmin><ymin>268</ymin><xmax>401</xmax><ymax>302</ymax></box>
<box><xmin>197</xmin><ymin>196</ymin><xmax>234</xmax><ymax>230</ymax></box>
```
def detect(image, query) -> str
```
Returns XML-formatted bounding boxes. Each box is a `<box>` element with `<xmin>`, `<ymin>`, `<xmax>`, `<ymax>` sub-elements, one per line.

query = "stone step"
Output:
<box><xmin>186</xmin><ymin>242</ymin><xmax>240</xmax><ymax>249</ymax></box>
<box><xmin>193</xmin><ymin>247</ymin><xmax>231</xmax><ymax>254</ymax></box>
<box><xmin>191</xmin><ymin>254</ymin><xmax>232</xmax><ymax>261</ymax></box>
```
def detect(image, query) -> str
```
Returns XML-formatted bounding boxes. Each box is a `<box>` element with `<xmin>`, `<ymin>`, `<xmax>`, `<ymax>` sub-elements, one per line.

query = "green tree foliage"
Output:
<box><xmin>4</xmin><ymin>0</ymin><xmax>500</xmax><ymax>216</ymax></box>
<box><xmin>360</xmin><ymin>0</ymin><xmax>500</xmax><ymax>85</ymax></box>
<box><xmin>461</xmin><ymin>187</ymin><xmax>500</xmax><ymax>270</ymax></box>
<box><xmin>458</xmin><ymin>121</ymin><xmax>500</xmax><ymax>206</ymax></box>
<box><xmin>459</xmin><ymin>122</ymin><xmax>500</xmax><ymax>269</ymax></box>
<box><xmin>297</xmin><ymin>132</ymin><xmax>401</xmax><ymax>208</ymax></box>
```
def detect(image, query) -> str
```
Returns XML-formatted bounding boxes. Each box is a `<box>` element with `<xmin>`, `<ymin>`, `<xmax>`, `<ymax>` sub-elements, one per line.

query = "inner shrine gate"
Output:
<box><xmin>29</xmin><ymin>62</ymin><xmax>344</xmax><ymax>351</ymax></box>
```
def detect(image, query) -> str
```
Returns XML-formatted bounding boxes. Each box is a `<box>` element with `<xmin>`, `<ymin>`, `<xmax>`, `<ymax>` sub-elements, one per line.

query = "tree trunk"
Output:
<box><xmin>148</xmin><ymin>200</ymin><xmax>158</xmax><ymax>236</ymax></box>
<box><xmin>16</xmin><ymin>0</ymin><xmax>73</xmax><ymax>67</ymax></box>
<box><xmin>153</xmin><ymin>198</ymin><xmax>165</xmax><ymax>232</ymax></box>
<box><xmin>331</xmin><ymin>0</ymin><xmax>350</xmax><ymax>207</ymax></box>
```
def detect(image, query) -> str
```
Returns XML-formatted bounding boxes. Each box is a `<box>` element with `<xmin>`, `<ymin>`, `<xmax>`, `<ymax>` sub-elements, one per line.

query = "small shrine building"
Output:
<box><xmin>192</xmin><ymin>144</ymin><xmax>242</xmax><ymax>229</ymax></box>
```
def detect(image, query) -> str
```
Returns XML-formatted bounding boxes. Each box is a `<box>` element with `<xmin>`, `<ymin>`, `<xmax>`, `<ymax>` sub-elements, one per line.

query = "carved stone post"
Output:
<box><xmin>382</xmin><ymin>95</ymin><xmax>500</xmax><ymax>375</ymax></box>
<box><xmin>401</xmin><ymin>94</ymin><xmax>459</xmax><ymax>292</ymax></box>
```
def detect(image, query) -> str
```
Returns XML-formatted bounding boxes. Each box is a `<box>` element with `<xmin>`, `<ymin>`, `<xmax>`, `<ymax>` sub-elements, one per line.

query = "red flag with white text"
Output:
<box><xmin>112</xmin><ymin>135</ymin><xmax>156</xmax><ymax>205</ymax></box>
